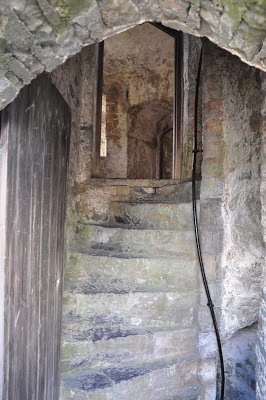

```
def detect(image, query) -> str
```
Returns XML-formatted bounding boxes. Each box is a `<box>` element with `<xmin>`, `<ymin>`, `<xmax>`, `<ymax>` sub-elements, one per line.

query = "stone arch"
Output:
<box><xmin>0</xmin><ymin>0</ymin><xmax>265</xmax><ymax>110</ymax></box>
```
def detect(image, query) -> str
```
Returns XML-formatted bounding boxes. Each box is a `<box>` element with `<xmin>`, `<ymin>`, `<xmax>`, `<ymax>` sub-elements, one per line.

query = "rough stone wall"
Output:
<box><xmin>0</xmin><ymin>0</ymin><xmax>265</xmax><ymax>111</ymax></box>
<box><xmin>221</xmin><ymin>51</ymin><xmax>264</xmax><ymax>338</ymax></box>
<box><xmin>201</xmin><ymin>40</ymin><xmax>264</xmax><ymax>399</ymax></box>
<box><xmin>49</xmin><ymin>43</ymin><xmax>98</xmax><ymax>246</ymax></box>
<box><xmin>256</xmin><ymin>72</ymin><xmax>266</xmax><ymax>400</ymax></box>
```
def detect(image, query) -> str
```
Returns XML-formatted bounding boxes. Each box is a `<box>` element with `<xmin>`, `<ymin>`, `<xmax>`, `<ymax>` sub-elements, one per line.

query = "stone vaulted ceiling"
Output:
<box><xmin>0</xmin><ymin>0</ymin><xmax>265</xmax><ymax>110</ymax></box>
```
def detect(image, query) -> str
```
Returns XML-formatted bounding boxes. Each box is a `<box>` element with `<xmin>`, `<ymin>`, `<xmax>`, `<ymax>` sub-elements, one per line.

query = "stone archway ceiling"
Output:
<box><xmin>0</xmin><ymin>0</ymin><xmax>265</xmax><ymax>110</ymax></box>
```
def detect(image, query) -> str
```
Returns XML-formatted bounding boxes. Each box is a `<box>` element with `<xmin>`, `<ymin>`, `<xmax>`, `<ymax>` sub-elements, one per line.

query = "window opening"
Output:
<box><xmin>100</xmin><ymin>94</ymin><xmax>107</xmax><ymax>157</ymax></box>
<box><xmin>93</xmin><ymin>22</ymin><xmax>183</xmax><ymax>180</ymax></box>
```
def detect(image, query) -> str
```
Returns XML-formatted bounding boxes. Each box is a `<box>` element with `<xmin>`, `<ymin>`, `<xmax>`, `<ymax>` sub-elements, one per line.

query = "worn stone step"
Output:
<box><xmin>72</xmin><ymin>224</ymin><xmax>197</xmax><ymax>259</ymax></box>
<box><xmin>62</xmin><ymin>290</ymin><xmax>197</xmax><ymax>343</ymax></box>
<box><xmin>107</xmin><ymin>201</ymin><xmax>198</xmax><ymax>230</ymax></box>
<box><xmin>61</xmin><ymin>327</ymin><xmax>197</xmax><ymax>373</ymax></box>
<box><xmin>79</xmin><ymin>181</ymin><xmax>201</xmax><ymax>226</ymax></box>
<box><xmin>87</xmin><ymin>179</ymin><xmax>200</xmax><ymax>205</ymax></box>
<box><xmin>61</xmin><ymin>357</ymin><xmax>199</xmax><ymax>400</ymax></box>
<box><xmin>65</xmin><ymin>252</ymin><xmax>198</xmax><ymax>294</ymax></box>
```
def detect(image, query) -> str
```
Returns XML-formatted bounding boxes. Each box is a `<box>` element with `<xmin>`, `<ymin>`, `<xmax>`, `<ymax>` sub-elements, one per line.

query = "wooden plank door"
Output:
<box><xmin>0</xmin><ymin>73</ymin><xmax>71</xmax><ymax>400</ymax></box>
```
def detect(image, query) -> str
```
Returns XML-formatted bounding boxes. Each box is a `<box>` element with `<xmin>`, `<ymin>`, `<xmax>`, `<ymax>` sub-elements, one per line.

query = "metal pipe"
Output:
<box><xmin>192</xmin><ymin>46</ymin><xmax>225</xmax><ymax>400</ymax></box>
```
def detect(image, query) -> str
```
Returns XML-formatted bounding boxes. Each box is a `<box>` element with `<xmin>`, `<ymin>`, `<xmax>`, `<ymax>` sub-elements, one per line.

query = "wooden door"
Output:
<box><xmin>0</xmin><ymin>73</ymin><xmax>71</xmax><ymax>400</ymax></box>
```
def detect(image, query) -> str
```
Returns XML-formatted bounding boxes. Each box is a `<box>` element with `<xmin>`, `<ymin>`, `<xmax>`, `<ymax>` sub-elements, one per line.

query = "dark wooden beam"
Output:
<box><xmin>92</xmin><ymin>41</ymin><xmax>104</xmax><ymax>178</ymax></box>
<box><xmin>173</xmin><ymin>31</ymin><xmax>184</xmax><ymax>180</ymax></box>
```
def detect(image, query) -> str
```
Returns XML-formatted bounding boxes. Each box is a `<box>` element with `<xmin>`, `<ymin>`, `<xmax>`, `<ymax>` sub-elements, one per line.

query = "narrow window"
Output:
<box><xmin>100</xmin><ymin>94</ymin><xmax>107</xmax><ymax>158</ymax></box>
<box><xmin>93</xmin><ymin>22</ymin><xmax>183</xmax><ymax>180</ymax></box>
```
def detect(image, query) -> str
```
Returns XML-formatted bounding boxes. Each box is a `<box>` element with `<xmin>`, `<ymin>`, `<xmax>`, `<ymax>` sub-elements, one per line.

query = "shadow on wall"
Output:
<box><xmin>127</xmin><ymin>100</ymin><xmax>173</xmax><ymax>179</ymax></box>
<box><xmin>222</xmin><ymin>323</ymin><xmax>257</xmax><ymax>399</ymax></box>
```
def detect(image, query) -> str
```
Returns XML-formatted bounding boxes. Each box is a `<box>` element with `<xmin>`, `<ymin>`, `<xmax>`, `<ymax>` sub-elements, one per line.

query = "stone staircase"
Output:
<box><xmin>61</xmin><ymin>181</ymin><xmax>201</xmax><ymax>400</ymax></box>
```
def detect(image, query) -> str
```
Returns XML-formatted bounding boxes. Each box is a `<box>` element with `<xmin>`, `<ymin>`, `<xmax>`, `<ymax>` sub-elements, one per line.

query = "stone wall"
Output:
<box><xmin>201</xmin><ymin>40</ymin><xmax>265</xmax><ymax>399</ymax></box>
<box><xmin>256</xmin><ymin>73</ymin><xmax>266</xmax><ymax>400</ymax></box>
<box><xmin>0</xmin><ymin>0</ymin><xmax>265</xmax><ymax>111</ymax></box>
<box><xmin>219</xmin><ymin>47</ymin><xmax>264</xmax><ymax>400</ymax></box>
<box><xmin>221</xmin><ymin>51</ymin><xmax>264</xmax><ymax>338</ymax></box>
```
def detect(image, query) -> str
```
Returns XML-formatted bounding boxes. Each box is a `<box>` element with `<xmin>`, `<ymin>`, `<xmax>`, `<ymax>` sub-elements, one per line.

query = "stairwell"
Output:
<box><xmin>61</xmin><ymin>180</ymin><xmax>201</xmax><ymax>399</ymax></box>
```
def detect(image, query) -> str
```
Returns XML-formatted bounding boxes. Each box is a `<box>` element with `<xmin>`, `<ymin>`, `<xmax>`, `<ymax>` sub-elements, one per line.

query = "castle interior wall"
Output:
<box><xmin>48</xmin><ymin>32</ymin><xmax>265</xmax><ymax>400</ymax></box>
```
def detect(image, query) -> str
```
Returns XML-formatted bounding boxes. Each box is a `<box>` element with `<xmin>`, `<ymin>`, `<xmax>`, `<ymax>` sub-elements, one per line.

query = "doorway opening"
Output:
<box><xmin>92</xmin><ymin>22</ymin><xmax>183</xmax><ymax>180</ymax></box>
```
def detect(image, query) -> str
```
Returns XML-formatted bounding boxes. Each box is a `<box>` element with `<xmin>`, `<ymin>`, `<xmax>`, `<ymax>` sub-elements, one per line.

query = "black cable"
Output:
<box><xmin>192</xmin><ymin>46</ymin><xmax>225</xmax><ymax>400</ymax></box>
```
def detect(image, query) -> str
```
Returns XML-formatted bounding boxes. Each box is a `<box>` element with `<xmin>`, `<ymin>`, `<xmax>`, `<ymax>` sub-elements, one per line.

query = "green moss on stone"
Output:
<box><xmin>61</xmin><ymin>342</ymin><xmax>90</xmax><ymax>361</ymax></box>
<box><xmin>204</xmin><ymin>160</ymin><xmax>224</xmax><ymax>176</ymax></box>
<box><xmin>221</xmin><ymin>0</ymin><xmax>247</xmax><ymax>29</ymax></box>
<box><xmin>65</xmin><ymin>252</ymin><xmax>87</xmax><ymax>280</ymax></box>
<box><xmin>52</xmin><ymin>0</ymin><xmax>93</xmax><ymax>22</ymax></box>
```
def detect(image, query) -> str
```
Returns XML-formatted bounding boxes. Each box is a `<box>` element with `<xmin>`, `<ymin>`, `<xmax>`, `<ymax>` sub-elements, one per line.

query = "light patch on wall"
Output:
<box><xmin>100</xmin><ymin>94</ymin><xmax>107</xmax><ymax>157</ymax></box>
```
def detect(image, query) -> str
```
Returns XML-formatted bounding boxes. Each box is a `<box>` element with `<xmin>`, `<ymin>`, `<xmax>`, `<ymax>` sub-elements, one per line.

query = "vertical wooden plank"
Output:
<box><xmin>1</xmin><ymin>73</ymin><xmax>71</xmax><ymax>400</ymax></box>
<box><xmin>92</xmin><ymin>41</ymin><xmax>104</xmax><ymax>177</ymax></box>
<box><xmin>38</xmin><ymin>103</ymin><xmax>53</xmax><ymax>400</ymax></box>
<box><xmin>0</xmin><ymin>111</ymin><xmax>8</xmax><ymax>398</ymax></box>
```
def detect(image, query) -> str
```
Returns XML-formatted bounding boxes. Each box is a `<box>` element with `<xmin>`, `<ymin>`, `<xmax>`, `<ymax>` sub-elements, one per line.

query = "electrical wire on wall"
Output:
<box><xmin>192</xmin><ymin>45</ymin><xmax>225</xmax><ymax>400</ymax></box>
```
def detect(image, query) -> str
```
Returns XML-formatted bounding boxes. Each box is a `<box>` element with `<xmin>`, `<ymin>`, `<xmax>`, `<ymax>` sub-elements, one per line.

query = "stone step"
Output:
<box><xmin>88</xmin><ymin>180</ymin><xmax>200</xmax><ymax>205</ymax></box>
<box><xmin>108</xmin><ymin>201</ymin><xmax>197</xmax><ymax>230</ymax></box>
<box><xmin>61</xmin><ymin>357</ymin><xmax>199</xmax><ymax>399</ymax></box>
<box><xmin>62</xmin><ymin>290</ymin><xmax>197</xmax><ymax>343</ymax></box>
<box><xmin>65</xmin><ymin>252</ymin><xmax>198</xmax><ymax>294</ymax></box>
<box><xmin>80</xmin><ymin>180</ymin><xmax>201</xmax><ymax>226</ymax></box>
<box><xmin>61</xmin><ymin>327</ymin><xmax>197</xmax><ymax>373</ymax></box>
<box><xmin>72</xmin><ymin>224</ymin><xmax>197</xmax><ymax>259</ymax></box>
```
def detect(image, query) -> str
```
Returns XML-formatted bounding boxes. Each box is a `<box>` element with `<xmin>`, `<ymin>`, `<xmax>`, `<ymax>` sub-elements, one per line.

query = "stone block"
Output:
<box><xmin>203</xmin><ymin>127</ymin><xmax>224</xmax><ymax>143</ymax></box>
<box><xmin>198</xmin><ymin>332</ymin><xmax>218</xmax><ymax>359</ymax></box>
<box><xmin>199</xmin><ymin>383</ymin><xmax>217</xmax><ymax>400</ymax></box>
<box><xmin>61</xmin><ymin>359</ymin><xmax>197</xmax><ymax>400</ymax></box>
<box><xmin>213</xmin><ymin>230</ymin><xmax>224</xmax><ymax>255</ymax></box>
<box><xmin>198</xmin><ymin>306</ymin><xmax>214</xmax><ymax>333</ymax></box>
<box><xmin>202</xmin><ymin>140</ymin><xmax>225</xmax><ymax>160</ymax></box>
<box><xmin>215</xmin><ymin>255</ymin><xmax>224</xmax><ymax>280</ymax></box>
<box><xmin>202</xmin><ymin>158</ymin><xmax>224</xmax><ymax>178</ymax></box>
<box><xmin>109</xmin><ymin>202</ymin><xmax>196</xmax><ymax>230</ymax></box>
<box><xmin>153</xmin><ymin>329</ymin><xmax>197</xmax><ymax>360</ymax></box>
<box><xmin>64</xmin><ymin>252</ymin><xmax>198</xmax><ymax>294</ymax></box>
<box><xmin>199</xmin><ymin>199</ymin><xmax>222</xmax><ymax>227</ymax></box>
<box><xmin>202</xmin><ymin>78</ymin><xmax>222</xmax><ymax>104</ymax></box>
<box><xmin>73</xmin><ymin>224</ymin><xmax>198</xmax><ymax>259</ymax></box>
<box><xmin>178</xmin><ymin>359</ymin><xmax>198</xmax><ymax>388</ymax></box>
<box><xmin>199</xmin><ymin>281</ymin><xmax>221</xmax><ymax>307</ymax></box>
<box><xmin>108</xmin><ymin>362</ymin><xmax>178</xmax><ymax>400</ymax></box>
<box><xmin>203</xmin><ymin>117</ymin><xmax>223</xmax><ymax>134</ymax></box>
<box><xmin>199</xmin><ymin>230</ymin><xmax>214</xmax><ymax>256</ymax></box>
<box><xmin>197</xmin><ymin>255</ymin><xmax>216</xmax><ymax>281</ymax></box>
<box><xmin>203</xmin><ymin>98</ymin><xmax>223</xmax><ymax>114</ymax></box>
<box><xmin>68</xmin><ymin>328</ymin><xmax>197</xmax><ymax>371</ymax></box>
<box><xmin>62</xmin><ymin>291</ymin><xmax>197</xmax><ymax>338</ymax></box>
<box><xmin>199</xmin><ymin>359</ymin><xmax>217</xmax><ymax>383</ymax></box>
<box><xmin>60</xmin><ymin>388</ymin><xmax>89</xmax><ymax>399</ymax></box>
<box><xmin>200</xmin><ymin>177</ymin><xmax>224</xmax><ymax>199</ymax></box>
